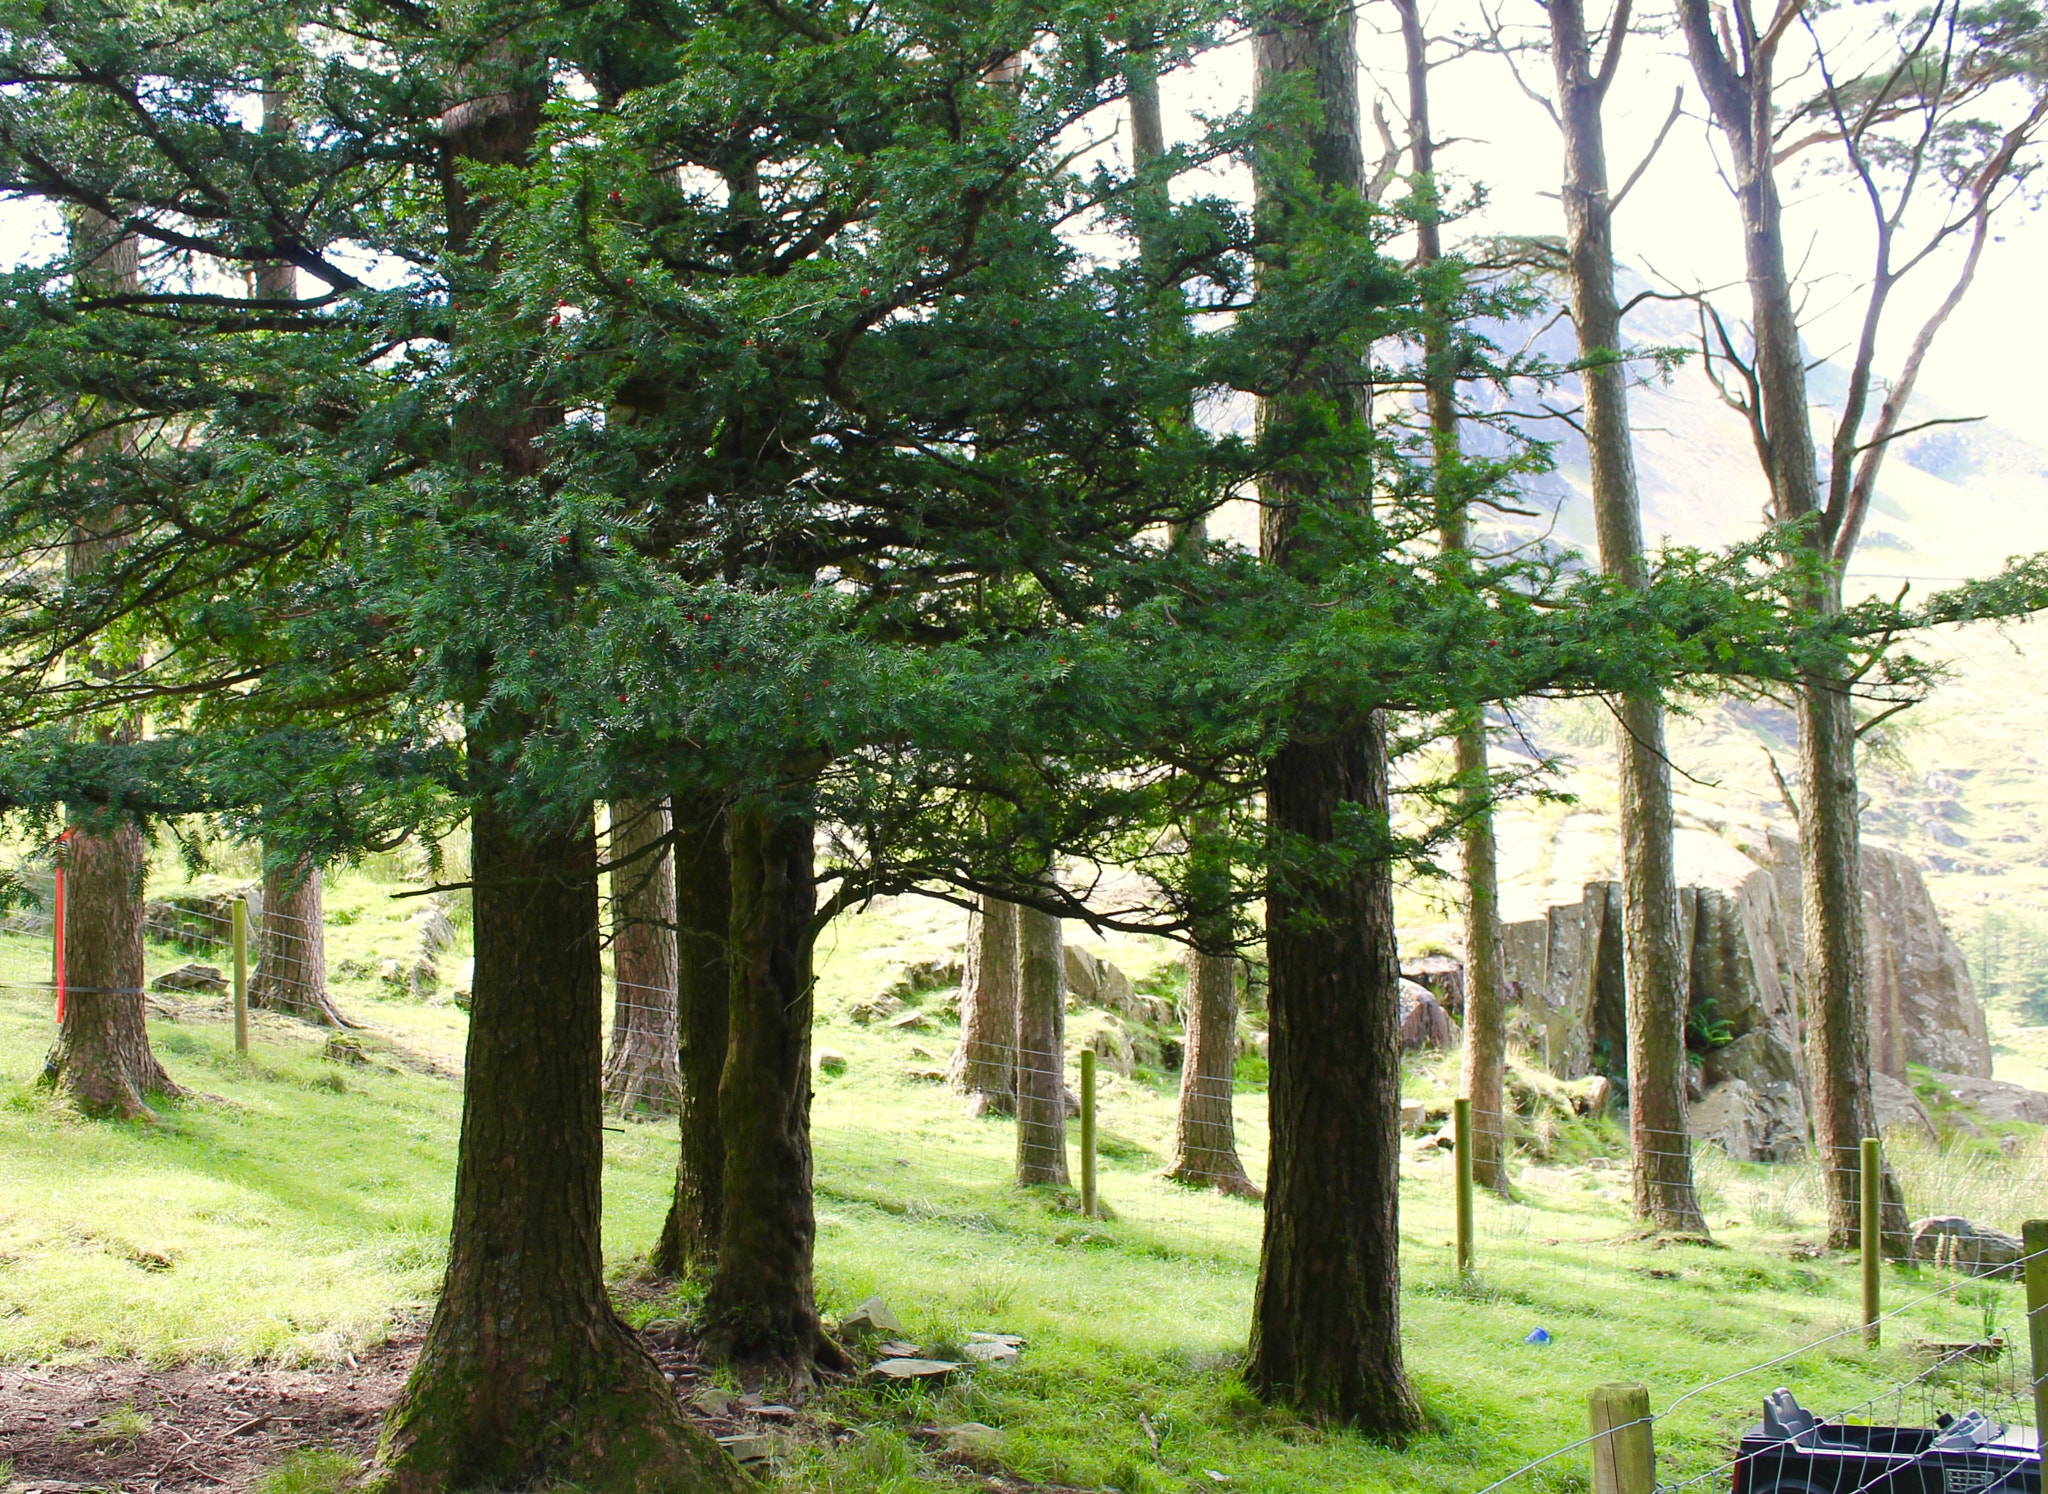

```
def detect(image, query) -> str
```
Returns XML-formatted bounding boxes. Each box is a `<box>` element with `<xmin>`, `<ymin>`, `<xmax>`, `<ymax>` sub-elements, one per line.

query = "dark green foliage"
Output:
<box><xmin>0</xmin><ymin>0</ymin><xmax>2040</xmax><ymax>925</ymax></box>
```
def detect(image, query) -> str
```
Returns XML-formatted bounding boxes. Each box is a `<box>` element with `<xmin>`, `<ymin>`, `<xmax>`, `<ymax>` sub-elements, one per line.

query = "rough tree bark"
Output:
<box><xmin>382</xmin><ymin>45</ymin><xmax>741</xmax><ymax>1490</ymax></box>
<box><xmin>652</xmin><ymin>795</ymin><xmax>728</xmax><ymax>1275</ymax></box>
<box><xmin>1548</xmin><ymin>0</ymin><xmax>1705</xmax><ymax>1234</ymax></box>
<box><xmin>1677</xmin><ymin>0</ymin><xmax>1908</xmax><ymax>1253</ymax></box>
<box><xmin>42</xmin><ymin>212</ymin><xmax>178</xmax><ymax>1120</ymax></box>
<box><xmin>1246</xmin><ymin>1</ymin><xmax>1423</xmax><ymax>1435</ymax></box>
<box><xmin>1014</xmin><ymin>902</ymin><xmax>1069</xmax><ymax>1187</ymax></box>
<box><xmin>382</xmin><ymin>803</ymin><xmax>740</xmax><ymax>1494</ymax></box>
<box><xmin>48</xmin><ymin>819</ymin><xmax>177</xmax><ymax>1117</ymax></box>
<box><xmin>1394</xmin><ymin>0</ymin><xmax>1511</xmax><ymax>1196</ymax></box>
<box><xmin>700</xmin><ymin>803</ymin><xmax>849</xmax><ymax>1379</ymax></box>
<box><xmin>603</xmin><ymin>799</ymin><xmax>681</xmax><ymax>1116</ymax></box>
<box><xmin>249</xmin><ymin>855</ymin><xmax>349</xmax><ymax>1027</ymax></box>
<box><xmin>947</xmin><ymin>897</ymin><xmax>1018</xmax><ymax>1115</ymax></box>
<box><xmin>1167</xmin><ymin>946</ymin><xmax>1259</xmax><ymax>1196</ymax></box>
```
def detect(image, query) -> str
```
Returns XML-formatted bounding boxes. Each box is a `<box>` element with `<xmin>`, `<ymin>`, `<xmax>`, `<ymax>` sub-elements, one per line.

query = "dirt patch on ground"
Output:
<box><xmin>0</xmin><ymin>1324</ymin><xmax>854</xmax><ymax>1494</ymax></box>
<box><xmin>0</xmin><ymin>1334</ymin><xmax>415</xmax><ymax>1494</ymax></box>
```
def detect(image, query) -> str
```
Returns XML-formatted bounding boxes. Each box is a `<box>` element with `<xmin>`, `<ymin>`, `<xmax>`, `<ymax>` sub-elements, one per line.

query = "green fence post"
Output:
<box><xmin>1861</xmin><ymin>1137</ymin><xmax>1881</xmax><ymax>1347</ymax></box>
<box><xmin>232</xmin><ymin>896</ymin><xmax>249</xmax><ymax>1055</ymax></box>
<box><xmin>2023</xmin><ymin>1219</ymin><xmax>2046</xmax><ymax>1479</ymax></box>
<box><xmin>1079</xmin><ymin>1048</ymin><xmax>1097</xmax><ymax>1219</ymax></box>
<box><xmin>1455</xmin><ymin>1096</ymin><xmax>1475</xmax><ymax>1278</ymax></box>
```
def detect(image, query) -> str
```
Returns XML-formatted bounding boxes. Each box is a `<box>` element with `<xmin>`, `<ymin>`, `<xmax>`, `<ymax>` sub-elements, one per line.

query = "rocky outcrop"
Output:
<box><xmin>1872</xmin><ymin>1070</ymin><xmax>1936</xmax><ymax>1140</ymax></box>
<box><xmin>1909</xmin><ymin>1216</ymin><xmax>2025</xmax><ymax>1278</ymax></box>
<box><xmin>1498</xmin><ymin>881</ymin><xmax>1624</xmax><ymax>1079</ymax></box>
<box><xmin>1926</xmin><ymin>1072</ymin><xmax>2048</xmax><ymax>1125</ymax></box>
<box><xmin>1698</xmin><ymin>1030</ymin><xmax>1808</xmax><ymax>1162</ymax></box>
<box><xmin>1841</xmin><ymin>837</ymin><xmax>1992</xmax><ymax>1079</ymax></box>
<box><xmin>1398</xmin><ymin>980</ymin><xmax>1455</xmax><ymax>1051</ymax></box>
<box><xmin>1493</xmin><ymin>828</ymin><xmax>2001</xmax><ymax>1155</ymax></box>
<box><xmin>1064</xmin><ymin>946</ymin><xmax>1174</xmax><ymax>1026</ymax></box>
<box><xmin>1499</xmin><ymin>827</ymin><xmax>1990</xmax><ymax>1106</ymax></box>
<box><xmin>1400</xmin><ymin>955</ymin><xmax>1466</xmax><ymax>1018</ymax></box>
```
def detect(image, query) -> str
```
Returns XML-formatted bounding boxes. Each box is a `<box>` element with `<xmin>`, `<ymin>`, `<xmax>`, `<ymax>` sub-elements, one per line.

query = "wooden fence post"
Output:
<box><xmin>232</xmin><ymin>896</ymin><xmax>249</xmax><ymax>1054</ymax></box>
<box><xmin>1079</xmin><ymin>1047</ymin><xmax>1097</xmax><ymax>1219</ymax></box>
<box><xmin>1588</xmin><ymin>1382</ymin><xmax>1654</xmax><ymax>1494</ymax></box>
<box><xmin>1454</xmin><ymin>1096</ymin><xmax>1475</xmax><ymax>1278</ymax></box>
<box><xmin>1862</xmin><ymin>1137</ymin><xmax>1881</xmax><ymax>1346</ymax></box>
<box><xmin>2023</xmin><ymin>1219</ymin><xmax>2046</xmax><ymax>1479</ymax></box>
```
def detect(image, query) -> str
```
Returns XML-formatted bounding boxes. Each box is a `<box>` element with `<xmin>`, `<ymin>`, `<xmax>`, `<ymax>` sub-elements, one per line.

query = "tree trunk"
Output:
<box><xmin>381</xmin><ymin>802</ymin><xmax>741</xmax><ymax>1494</ymax></box>
<box><xmin>1166</xmin><ymin>947</ymin><xmax>1258</xmax><ymax>1196</ymax></box>
<box><xmin>1395</xmin><ymin>0</ymin><xmax>1511</xmax><ymax>1199</ymax></box>
<box><xmin>1014</xmin><ymin>902</ymin><xmax>1069</xmax><ymax>1187</ymax></box>
<box><xmin>1125</xmin><ymin>32</ymin><xmax>1255</xmax><ymax>1197</ymax></box>
<box><xmin>1677</xmin><ymin>0</ymin><xmax>1906</xmax><ymax>1251</ymax></box>
<box><xmin>701</xmin><ymin>804</ymin><xmax>848</xmax><ymax>1379</ymax></box>
<box><xmin>249</xmin><ymin>853</ymin><xmax>348</xmax><ymax>1026</ymax></box>
<box><xmin>1617</xmin><ymin>693</ymin><xmax>1704</xmax><ymax>1229</ymax></box>
<box><xmin>604</xmin><ymin>799</ymin><xmax>681</xmax><ymax>1117</ymax></box>
<box><xmin>242</xmin><ymin>91</ymin><xmax>352</xmax><ymax>1033</ymax></box>
<box><xmin>385</xmin><ymin>47</ymin><xmax>739</xmax><ymax>1489</ymax></box>
<box><xmin>1802</xmin><ymin>675</ymin><xmax>1909</xmax><ymax>1253</ymax></box>
<box><xmin>1251</xmin><ymin>722</ymin><xmax>1419</xmax><ymax>1431</ymax></box>
<box><xmin>1545</xmin><ymin>0</ymin><xmax>1704</xmax><ymax>1233</ymax></box>
<box><xmin>43</xmin><ymin>211</ymin><xmax>176</xmax><ymax>1120</ymax></box>
<box><xmin>46</xmin><ymin>818</ymin><xmax>176</xmax><ymax>1117</ymax></box>
<box><xmin>1244</xmin><ymin>1</ymin><xmax>1422</xmax><ymax>1438</ymax></box>
<box><xmin>1453</xmin><ymin>726</ymin><xmax>1511</xmax><ymax>1191</ymax></box>
<box><xmin>653</xmin><ymin>795</ymin><xmax>728</xmax><ymax>1276</ymax></box>
<box><xmin>947</xmin><ymin>897</ymin><xmax>1018</xmax><ymax>1115</ymax></box>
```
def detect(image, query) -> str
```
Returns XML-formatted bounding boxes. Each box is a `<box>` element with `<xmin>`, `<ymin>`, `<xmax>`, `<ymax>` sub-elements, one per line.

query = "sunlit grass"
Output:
<box><xmin>0</xmin><ymin>892</ymin><xmax>2039</xmax><ymax>1493</ymax></box>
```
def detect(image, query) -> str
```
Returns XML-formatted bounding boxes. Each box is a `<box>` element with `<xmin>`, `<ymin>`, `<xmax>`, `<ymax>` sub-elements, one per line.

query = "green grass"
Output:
<box><xmin>0</xmin><ymin>894</ymin><xmax>2039</xmax><ymax>1494</ymax></box>
<box><xmin>254</xmin><ymin>1447</ymin><xmax>364</xmax><ymax>1494</ymax></box>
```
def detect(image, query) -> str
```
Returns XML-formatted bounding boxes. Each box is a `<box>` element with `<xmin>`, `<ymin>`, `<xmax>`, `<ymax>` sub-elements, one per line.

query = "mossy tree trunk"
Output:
<box><xmin>1014</xmin><ymin>902</ymin><xmax>1069</xmax><ymax>1187</ymax></box>
<box><xmin>604</xmin><ymin>799</ymin><xmax>681</xmax><ymax>1117</ymax></box>
<box><xmin>381</xmin><ymin>801</ymin><xmax>741</xmax><ymax>1494</ymax></box>
<box><xmin>701</xmin><ymin>803</ymin><xmax>848</xmax><ymax>1379</ymax></box>
<box><xmin>1245</xmin><ymin>2</ymin><xmax>1422</xmax><ymax>1437</ymax></box>
<box><xmin>1166</xmin><ymin>945</ymin><xmax>1258</xmax><ymax>1196</ymax></box>
<box><xmin>947</xmin><ymin>897</ymin><xmax>1018</xmax><ymax>1115</ymax></box>
<box><xmin>43</xmin><ymin>211</ymin><xmax>176</xmax><ymax>1121</ymax></box>
<box><xmin>653</xmin><ymin>794</ymin><xmax>730</xmax><ymax>1276</ymax></box>
<box><xmin>250</xmin><ymin>853</ymin><xmax>348</xmax><ymax>1026</ymax></box>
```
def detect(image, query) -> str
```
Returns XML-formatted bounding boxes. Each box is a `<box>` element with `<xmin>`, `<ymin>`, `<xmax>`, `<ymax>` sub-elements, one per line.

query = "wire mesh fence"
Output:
<box><xmin>4</xmin><ymin>890</ymin><xmax>2047</xmax><ymax>1494</ymax></box>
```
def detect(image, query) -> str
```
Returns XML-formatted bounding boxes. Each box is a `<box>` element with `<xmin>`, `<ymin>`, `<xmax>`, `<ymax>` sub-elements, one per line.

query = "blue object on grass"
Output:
<box><xmin>1524</xmin><ymin>1327</ymin><xmax>1552</xmax><ymax>1345</ymax></box>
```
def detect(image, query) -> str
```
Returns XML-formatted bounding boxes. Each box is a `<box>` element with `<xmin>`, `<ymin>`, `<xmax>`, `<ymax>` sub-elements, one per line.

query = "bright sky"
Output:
<box><xmin>1154</xmin><ymin>9</ymin><xmax>2048</xmax><ymax>435</ymax></box>
<box><xmin>4</xmin><ymin>9</ymin><xmax>2038</xmax><ymax>431</ymax></box>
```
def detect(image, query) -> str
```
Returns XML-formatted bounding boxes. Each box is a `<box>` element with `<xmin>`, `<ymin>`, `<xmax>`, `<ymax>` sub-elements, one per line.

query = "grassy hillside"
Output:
<box><xmin>1</xmin><ymin>892</ymin><xmax>2040</xmax><ymax>1494</ymax></box>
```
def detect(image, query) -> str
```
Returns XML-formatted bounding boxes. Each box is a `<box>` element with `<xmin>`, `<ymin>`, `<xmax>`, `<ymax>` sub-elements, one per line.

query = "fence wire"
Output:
<box><xmin>2</xmin><ymin>898</ymin><xmax>2043</xmax><ymax>1494</ymax></box>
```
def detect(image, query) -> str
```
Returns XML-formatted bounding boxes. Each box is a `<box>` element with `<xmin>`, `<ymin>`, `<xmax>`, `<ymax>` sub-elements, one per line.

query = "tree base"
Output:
<box><xmin>699</xmin><ymin>1321</ymin><xmax>854</xmax><ymax>1389</ymax></box>
<box><xmin>1165</xmin><ymin>1162</ymin><xmax>1263</xmax><ymax>1200</ymax></box>
<box><xmin>381</xmin><ymin>1316</ymin><xmax>745</xmax><ymax>1494</ymax></box>
<box><xmin>958</xmin><ymin>1086</ymin><xmax>1015</xmax><ymax>1118</ymax></box>
<box><xmin>42</xmin><ymin>1042</ymin><xmax>180</xmax><ymax>1121</ymax></box>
